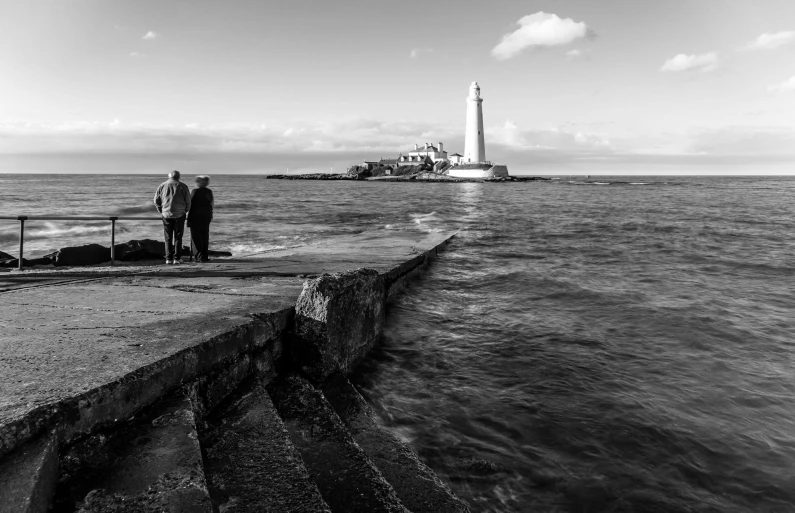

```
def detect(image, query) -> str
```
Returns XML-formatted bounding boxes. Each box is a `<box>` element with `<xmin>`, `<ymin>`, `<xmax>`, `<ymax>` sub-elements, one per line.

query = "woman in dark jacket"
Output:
<box><xmin>187</xmin><ymin>175</ymin><xmax>214</xmax><ymax>262</ymax></box>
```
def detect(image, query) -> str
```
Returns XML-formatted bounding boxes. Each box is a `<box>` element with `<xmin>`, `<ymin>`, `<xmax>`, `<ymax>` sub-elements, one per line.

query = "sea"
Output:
<box><xmin>2</xmin><ymin>174</ymin><xmax>794</xmax><ymax>512</ymax></box>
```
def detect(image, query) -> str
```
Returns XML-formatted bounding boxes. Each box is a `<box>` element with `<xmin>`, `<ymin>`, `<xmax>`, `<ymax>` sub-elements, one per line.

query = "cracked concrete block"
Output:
<box><xmin>0</xmin><ymin>431</ymin><xmax>58</xmax><ymax>513</ymax></box>
<box><xmin>292</xmin><ymin>268</ymin><xmax>385</xmax><ymax>382</ymax></box>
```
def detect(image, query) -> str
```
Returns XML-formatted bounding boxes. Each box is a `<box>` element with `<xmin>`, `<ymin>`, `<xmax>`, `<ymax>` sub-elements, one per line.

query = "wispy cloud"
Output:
<box><xmin>492</xmin><ymin>12</ymin><xmax>593</xmax><ymax>61</ymax></box>
<box><xmin>0</xmin><ymin>119</ymin><xmax>459</xmax><ymax>155</ymax></box>
<box><xmin>660</xmin><ymin>52</ymin><xmax>718</xmax><ymax>72</ymax></box>
<box><xmin>409</xmin><ymin>48</ymin><xmax>433</xmax><ymax>59</ymax></box>
<box><xmin>142</xmin><ymin>31</ymin><xmax>158</xmax><ymax>40</ymax></box>
<box><xmin>566</xmin><ymin>48</ymin><xmax>591</xmax><ymax>60</ymax></box>
<box><xmin>768</xmin><ymin>75</ymin><xmax>795</xmax><ymax>93</ymax></box>
<box><xmin>488</xmin><ymin>120</ymin><xmax>611</xmax><ymax>151</ymax></box>
<box><xmin>742</xmin><ymin>31</ymin><xmax>795</xmax><ymax>50</ymax></box>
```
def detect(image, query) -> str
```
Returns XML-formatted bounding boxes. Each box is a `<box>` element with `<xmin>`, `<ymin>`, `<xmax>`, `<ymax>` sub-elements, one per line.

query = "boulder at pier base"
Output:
<box><xmin>51</xmin><ymin>244</ymin><xmax>110</xmax><ymax>267</ymax></box>
<box><xmin>292</xmin><ymin>268</ymin><xmax>385</xmax><ymax>382</ymax></box>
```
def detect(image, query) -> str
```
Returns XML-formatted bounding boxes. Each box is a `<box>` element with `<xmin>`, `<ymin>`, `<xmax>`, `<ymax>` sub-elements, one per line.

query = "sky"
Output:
<box><xmin>2</xmin><ymin>0</ymin><xmax>795</xmax><ymax>174</ymax></box>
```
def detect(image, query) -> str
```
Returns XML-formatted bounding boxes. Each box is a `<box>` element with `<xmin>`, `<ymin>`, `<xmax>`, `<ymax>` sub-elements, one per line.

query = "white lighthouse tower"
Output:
<box><xmin>464</xmin><ymin>81</ymin><xmax>486</xmax><ymax>163</ymax></box>
<box><xmin>448</xmin><ymin>81</ymin><xmax>510</xmax><ymax>179</ymax></box>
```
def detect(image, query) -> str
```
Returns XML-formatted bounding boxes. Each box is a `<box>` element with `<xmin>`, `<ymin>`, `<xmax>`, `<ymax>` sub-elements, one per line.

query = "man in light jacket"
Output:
<box><xmin>153</xmin><ymin>170</ymin><xmax>191</xmax><ymax>264</ymax></box>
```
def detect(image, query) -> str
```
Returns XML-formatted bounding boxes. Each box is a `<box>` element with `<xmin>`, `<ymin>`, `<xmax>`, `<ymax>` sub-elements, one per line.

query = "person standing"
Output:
<box><xmin>153</xmin><ymin>170</ymin><xmax>191</xmax><ymax>264</ymax></box>
<box><xmin>187</xmin><ymin>175</ymin><xmax>214</xmax><ymax>262</ymax></box>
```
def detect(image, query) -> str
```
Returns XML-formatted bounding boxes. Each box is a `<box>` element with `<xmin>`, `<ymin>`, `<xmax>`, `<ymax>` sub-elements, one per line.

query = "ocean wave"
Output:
<box><xmin>224</xmin><ymin>242</ymin><xmax>286</xmax><ymax>256</ymax></box>
<box><xmin>112</xmin><ymin>202</ymin><xmax>158</xmax><ymax>216</ymax></box>
<box><xmin>27</xmin><ymin>222</ymin><xmax>114</xmax><ymax>240</ymax></box>
<box><xmin>408</xmin><ymin>212</ymin><xmax>446</xmax><ymax>233</ymax></box>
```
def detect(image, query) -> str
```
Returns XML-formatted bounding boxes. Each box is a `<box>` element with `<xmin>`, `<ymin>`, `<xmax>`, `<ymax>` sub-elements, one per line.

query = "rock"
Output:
<box><xmin>0</xmin><ymin>256</ymin><xmax>54</xmax><ymax>268</ymax></box>
<box><xmin>292</xmin><ymin>268</ymin><xmax>385</xmax><ymax>382</ymax></box>
<box><xmin>114</xmin><ymin>239</ymin><xmax>167</xmax><ymax>261</ymax></box>
<box><xmin>51</xmin><ymin>244</ymin><xmax>111</xmax><ymax>267</ymax></box>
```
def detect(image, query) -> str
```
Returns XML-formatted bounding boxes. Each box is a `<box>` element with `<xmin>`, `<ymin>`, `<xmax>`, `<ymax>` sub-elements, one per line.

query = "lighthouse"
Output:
<box><xmin>447</xmin><ymin>81</ymin><xmax>510</xmax><ymax>178</ymax></box>
<box><xmin>463</xmin><ymin>81</ymin><xmax>486</xmax><ymax>163</ymax></box>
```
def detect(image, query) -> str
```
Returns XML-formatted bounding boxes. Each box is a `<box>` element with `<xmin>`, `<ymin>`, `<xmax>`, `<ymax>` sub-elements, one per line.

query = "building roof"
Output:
<box><xmin>378</xmin><ymin>159</ymin><xmax>400</xmax><ymax>166</ymax></box>
<box><xmin>409</xmin><ymin>145</ymin><xmax>438</xmax><ymax>152</ymax></box>
<box><xmin>449</xmin><ymin>153</ymin><xmax>462</xmax><ymax>156</ymax></box>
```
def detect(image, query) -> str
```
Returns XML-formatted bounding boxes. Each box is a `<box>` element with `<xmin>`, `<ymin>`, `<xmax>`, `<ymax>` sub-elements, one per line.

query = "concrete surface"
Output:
<box><xmin>0</xmin><ymin>231</ymin><xmax>455</xmax><ymax>460</ymax></box>
<box><xmin>0</xmin><ymin>431</ymin><xmax>58</xmax><ymax>513</ymax></box>
<box><xmin>322</xmin><ymin>374</ymin><xmax>470</xmax><ymax>513</ymax></box>
<box><xmin>293</xmin><ymin>268</ymin><xmax>385</xmax><ymax>382</ymax></box>
<box><xmin>74</xmin><ymin>392</ymin><xmax>211</xmax><ymax>512</ymax></box>
<box><xmin>267</xmin><ymin>373</ymin><xmax>409</xmax><ymax>513</ymax></box>
<box><xmin>201</xmin><ymin>381</ymin><xmax>331</xmax><ymax>513</ymax></box>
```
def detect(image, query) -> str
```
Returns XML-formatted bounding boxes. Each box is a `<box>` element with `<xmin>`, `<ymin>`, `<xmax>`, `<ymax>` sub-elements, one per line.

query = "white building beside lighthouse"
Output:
<box><xmin>448</xmin><ymin>81</ymin><xmax>510</xmax><ymax>179</ymax></box>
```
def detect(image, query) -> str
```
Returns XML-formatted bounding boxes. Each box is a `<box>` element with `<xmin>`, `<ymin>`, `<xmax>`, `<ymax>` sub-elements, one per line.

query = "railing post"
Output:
<box><xmin>17</xmin><ymin>216</ymin><xmax>26</xmax><ymax>271</ymax></box>
<box><xmin>110</xmin><ymin>217</ymin><xmax>117</xmax><ymax>266</ymax></box>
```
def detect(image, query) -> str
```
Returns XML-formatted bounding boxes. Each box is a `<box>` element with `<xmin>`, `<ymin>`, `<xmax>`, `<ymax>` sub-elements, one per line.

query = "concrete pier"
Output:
<box><xmin>0</xmin><ymin>231</ymin><xmax>468</xmax><ymax>512</ymax></box>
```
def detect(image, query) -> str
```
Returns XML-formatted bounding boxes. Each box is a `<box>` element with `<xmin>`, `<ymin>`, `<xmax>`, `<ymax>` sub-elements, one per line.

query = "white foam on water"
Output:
<box><xmin>224</xmin><ymin>242</ymin><xmax>286</xmax><ymax>256</ymax></box>
<box><xmin>28</xmin><ymin>222</ymin><xmax>110</xmax><ymax>239</ymax></box>
<box><xmin>409</xmin><ymin>211</ymin><xmax>445</xmax><ymax>233</ymax></box>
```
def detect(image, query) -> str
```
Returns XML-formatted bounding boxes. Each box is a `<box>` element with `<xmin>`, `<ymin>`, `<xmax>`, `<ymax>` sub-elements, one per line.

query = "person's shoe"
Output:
<box><xmin>166</xmin><ymin>259</ymin><xmax>174</xmax><ymax>265</ymax></box>
<box><xmin>172</xmin><ymin>259</ymin><xmax>182</xmax><ymax>265</ymax></box>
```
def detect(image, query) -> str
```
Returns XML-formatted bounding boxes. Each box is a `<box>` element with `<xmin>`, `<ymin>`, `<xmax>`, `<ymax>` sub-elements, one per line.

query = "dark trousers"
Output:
<box><xmin>162</xmin><ymin>215</ymin><xmax>186</xmax><ymax>260</ymax></box>
<box><xmin>190</xmin><ymin>222</ymin><xmax>211</xmax><ymax>262</ymax></box>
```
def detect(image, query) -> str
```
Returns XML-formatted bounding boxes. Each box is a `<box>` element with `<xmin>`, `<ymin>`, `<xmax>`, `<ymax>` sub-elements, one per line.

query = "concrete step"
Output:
<box><xmin>0</xmin><ymin>431</ymin><xmax>58</xmax><ymax>513</ymax></box>
<box><xmin>267</xmin><ymin>372</ymin><xmax>409</xmax><ymax>513</ymax></box>
<box><xmin>61</xmin><ymin>392</ymin><xmax>212</xmax><ymax>512</ymax></box>
<box><xmin>322</xmin><ymin>374</ymin><xmax>470</xmax><ymax>513</ymax></box>
<box><xmin>200</xmin><ymin>380</ymin><xmax>331</xmax><ymax>513</ymax></box>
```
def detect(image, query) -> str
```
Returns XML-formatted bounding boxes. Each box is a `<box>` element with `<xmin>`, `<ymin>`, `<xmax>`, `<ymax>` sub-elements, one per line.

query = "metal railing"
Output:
<box><xmin>0</xmin><ymin>216</ymin><xmax>163</xmax><ymax>270</ymax></box>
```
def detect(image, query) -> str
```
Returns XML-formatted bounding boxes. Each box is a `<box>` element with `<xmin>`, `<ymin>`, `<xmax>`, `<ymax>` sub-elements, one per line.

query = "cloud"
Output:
<box><xmin>566</xmin><ymin>48</ymin><xmax>591</xmax><ymax>60</ymax></box>
<box><xmin>686</xmin><ymin>126</ymin><xmax>795</xmax><ymax>156</ymax></box>
<box><xmin>142</xmin><ymin>31</ymin><xmax>158</xmax><ymax>40</ymax></box>
<box><xmin>0</xmin><ymin>119</ymin><xmax>460</xmax><ymax>156</ymax></box>
<box><xmin>129</xmin><ymin>52</ymin><xmax>146</xmax><ymax>58</ymax></box>
<box><xmin>409</xmin><ymin>48</ymin><xmax>433</xmax><ymax>59</ymax></box>
<box><xmin>743</xmin><ymin>31</ymin><xmax>795</xmax><ymax>50</ymax></box>
<box><xmin>488</xmin><ymin>120</ymin><xmax>611</xmax><ymax>151</ymax></box>
<box><xmin>768</xmin><ymin>75</ymin><xmax>795</xmax><ymax>93</ymax></box>
<box><xmin>660</xmin><ymin>52</ymin><xmax>718</xmax><ymax>72</ymax></box>
<box><xmin>492</xmin><ymin>12</ymin><xmax>592</xmax><ymax>60</ymax></box>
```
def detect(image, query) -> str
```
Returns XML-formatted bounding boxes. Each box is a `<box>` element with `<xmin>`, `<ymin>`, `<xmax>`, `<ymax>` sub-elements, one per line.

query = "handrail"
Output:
<box><xmin>0</xmin><ymin>216</ymin><xmax>160</xmax><ymax>221</ymax></box>
<box><xmin>1</xmin><ymin>215</ymin><xmax>179</xmax><ymax>270</ymax></box>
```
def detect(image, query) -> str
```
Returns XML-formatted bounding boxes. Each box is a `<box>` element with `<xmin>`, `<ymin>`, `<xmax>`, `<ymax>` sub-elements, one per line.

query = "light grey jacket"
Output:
<box><xmin>154</xmin><ymin>179</ymin><xmax>191</xmax><ymax>218</ymax></box>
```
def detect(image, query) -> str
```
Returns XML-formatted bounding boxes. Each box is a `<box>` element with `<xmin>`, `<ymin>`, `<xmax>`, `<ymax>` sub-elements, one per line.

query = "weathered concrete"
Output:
<box><xmin>293</xmin><ymin>268</ymin><xmax>385</xmax><ymax>382</ymax></box>
<box><xmin>0</xmin><ymin>231</ymin><xmax>455</xmax><ymax>458</ymax></box>
<box><xmin>0</xmin><ymin>431</ymin><xmax>58</xmax><ymax>513</ymax></box>
<box><xmin>69</xmin><ymin>392</ymin><xmax>211</xmax><ymax>512</ymax></box>
<box><xmin>201</xmin><ymin>381</ymin><xmax>331</xmax><ymax>512</ymax></box>
<box><xmin>0</xmin><ymin>230</ymin><xmax>457</xmax><ymax>512</ymax></box>
<box><xmin>267</xmin><ymin>373</ymin><xmax>409</xmax><ymax>513</ymax></box>
<box><xmin>322</xmin><ymin>374</ymin><xmax>470</xmax><ymax>513</ymax></box>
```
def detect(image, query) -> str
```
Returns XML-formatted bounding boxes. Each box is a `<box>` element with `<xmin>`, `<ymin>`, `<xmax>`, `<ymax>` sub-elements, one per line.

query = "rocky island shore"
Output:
<box><xmin>266</xmin><ymin>172</ymin><xmax>550</xmax><ymax>183</ymax></box>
